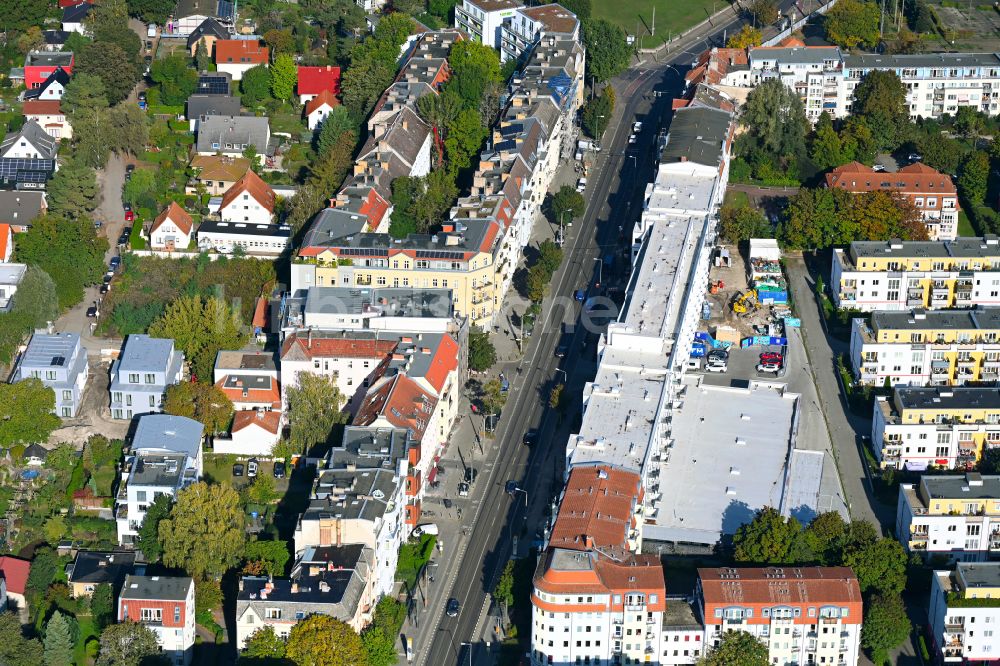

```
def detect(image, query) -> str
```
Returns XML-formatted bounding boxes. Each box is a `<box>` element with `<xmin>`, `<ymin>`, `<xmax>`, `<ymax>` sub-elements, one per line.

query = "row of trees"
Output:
<box><xmin>240</xmin><ymin>55</ymin><xmax>300</xmax><ymax>107</ymax></box>
<box><xmin>779</xmin><ymin>187</ymin><xmax>927</xmax><ymax>249</ymax></box>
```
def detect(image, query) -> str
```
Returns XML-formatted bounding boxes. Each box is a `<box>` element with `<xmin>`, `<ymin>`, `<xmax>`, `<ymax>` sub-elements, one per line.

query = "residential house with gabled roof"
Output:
<box><xmin>0</xmin><ymin>191</ymin><xmax>46</xmax><ymax>232</ymax></box>
<box><xmin>0</xmin><ymin>120</ymin><xmax>59</xmax><ymax>190</ymax></box>
<box><xmin>214</xmin><ymin>409</ymin><xmax>282</xmax><ymax>456</ymax></box>
<box><xmin>42</xmin><ymin>31</ymin><xmax>72</xmax><ymax>52</ymax></box>
<box><xmin>0</xmin><ymin>556</ymin><xmax>30</xmax><ymax>611</ymax></box>
<box><xmin>109</xmin><ymin>334</ymin><xmax>184</xmax><ymax>420</ymax></box>
<box><xmin>279</xmin><ymin>331</ymin><xmax>397</xmax><ymax>413</ymax></box>
<box><xmin>297</xmin><ymin>65</ymin><xmax>341</xmax><ymax>104</ymax></box>
<box><xmin>169</xmin><ymin>0</ymin><xmax>235</xmax><ymax>37</ymax></box>
<box><xmin>0</xmin><ymin>223</ymin><xmax>11</xmax><ymax>262</ymax></box>
<box><xmin>148</xmin><ymin>202</ymin><xmax>194</xmax><ymax>251</ymax></box>
<box><xmin>214</xmin><ymin>39</ymin><xmax>269</xmax><ymax>81</ymax></box>
<box><xmin>186</xmin><ymin>94</ymin><xmax>241</xmax><ymax>132</ymax></box>
<box><xmin>195</xmin><ymin>70</ymin><xmax>231</xmax><ymax>96</ymax></box>
<box><xmin>22</xmin><ymin>100</ymin><xmax>72</xmax><ymax>140</ymax></box>
<box><xmin>118</xmin><ymin>575</ymin><xmax>195</xmax><ymax>666</ymax></box>
<box><xmin>186</xmin><ymin>17</ymin><xmax>230</xmax><ymax>55</ymax></box>
<box><xmin>219</xmin><ymin>169</ymin><xmax>275</xmax><ymax>225</ymax></box>
<box><xmin>186</xmin><ymin>154</ymin><xmax>249</xmax><ymax>195</ymax></box>
<box><xmin>62</xmin><ymin>2</ymin><xmax>91</xmax><ymax>33</ymax></box>
<box><xmin>360</xmin><ymin>106</ymin><xmax>431</xmax><ymax>177</ymax></box>
<box><xmin>23</xmin><ymin>67</ymin><xmax>70</xmax><ymax>101</ymax></box>
<box><xmin>305</xmin><ymin>89</ymin><xmax>339</xmax><ymax>131</ymax></box>
<box><xmin>195</xmin><ymin>114</ymin><xmax>270</xmax><ymax>163</ymax></box>
<box><xmin>66</xmin><ymin>550</ymin><xmax>136</xmax><ymax>598</ymax></box>
<box><xmin>235</xmin><ymin>544</ymin><xmax>377</xmax><ymax>646</ymax></box>
<box><xmin>353</xmin><ymin>373</ymin><xmax>442</xmax><ymax>476</ymax></box>
<box><xmin>12</xmin><ymin>330</ymin><xmax>88</xmax><ymax>417</ymax></box>
<box><xmin>547</xmin><ymin>465</ymin><xmax>644</xmax><ymax>553</ymax></box>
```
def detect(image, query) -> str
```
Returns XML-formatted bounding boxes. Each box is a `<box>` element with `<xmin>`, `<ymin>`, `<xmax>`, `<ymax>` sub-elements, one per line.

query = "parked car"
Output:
<box><xmin>123</xmin><ymin>202</ymin><xmax>131</xmax><ymax>212</ymax></box>
<box><xmin>505</xmin><ymin>480</ymin><xmax>519</xmax><ymax>495</ymax></box>
<box><xmin>446</xmin><ymin>598</ymin><xmax>460</xmax><ymax>617</ymax></box>
<box><xmin>233</xmin><ymin>463</ymin><xmax>244</xmax><ymax>477</ymax></box>
<box><xmin>413</xmin><ymin>523</ymin><xmax>440</xmax><ymax>537</ymax></box>
<box><xmin>628</xmin><ymin>133</ymin><xmax>637</xmax><ymax>144</ymax></box>
<box><xmin>86</xmin><ymin>306</ymin><xmax>98</xmax><ymax>318</ymax></box>
<box><xmin>705</xmin><ymin>350</ymin><xmax>729</xmax><ymax>373</ymax></box>
<box><xmin>93</xmin><ymin>220</ymin><xmax>102</xmax><ymax>229</ymax></box>
<box><xmin>110</xmin><ymin>256</ymin><xmax>121</xmax><ymax>271</ymax></box>
<box><xmin>273</xmin><ymin>461</ymin><xmax>286</xmax><ymax>479</ymax></box>
<box><xmin>523</xmin><ymin>430</ymin><xmax>538</xmax><ymax>447</ymax></box>
<box><xmin>102</xmin><ymin>271</ymin><xmax>114</xmax><ymax>284</ymax></box>
<box><xmin>125</xmin><ymin>163</ymin><xmax>135</xmax><ymax>174</ymax></box>
<box><xmin>118</xmin><ymin>232</ymin><xmax>130</xmax><ymax>246</ymax></box>
<box><xmin>632</xmin><ymin>121</ymin><xmax>643</xmax><ymax>132</ymax></box>
<box><xmin>555</xmin><ymin>343</ymin><xmax>568</xmax><ymax>357</ymax></box>
<box><xmin>872</xmin><ymin>163</ymin><xmax>886</xmax><ymax>172</ymax></box>
<box><xmin>576</xmin><ymin>177</ymin><xmax>587</xmax><ymax>192</ymax></box>
<box><xmin>574</xmin><ymin>289</ymin><xmax>586</xmax><ymax>302</ymax></box>
<box><xmin>908</xmin><ymin>153</ymin><xmax>922</xmax><ymax>162</ymax></box>
<box><xmin>464</xmin><ymin>467</ymin><xmax>477</xmax><ymax>484</ymax></box>
<box><xmin>100</xmin><ymin>283</ymin><xmax>110</xmax><ymax>295</ymax></box>
<box><xmin>125</xmin><ymin>211</ymin><xmax>135</xmax><ymax>223</ymax></box>
<box><xmin>247</xmin><ymin>458</ymin><xmax>258</xmax><ymax>478</ymax></box>
<box><xmin>458</xmin><ymin>482</ymin><xmax>470</xmax><ymax>497</ymax></box>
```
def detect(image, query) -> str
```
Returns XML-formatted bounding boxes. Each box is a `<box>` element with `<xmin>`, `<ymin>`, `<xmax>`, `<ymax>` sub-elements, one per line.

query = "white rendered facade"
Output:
<box><xmin>929</xmin><ymin>563</ymin><xmax>1000</xmax><ymax>662</ymax></box>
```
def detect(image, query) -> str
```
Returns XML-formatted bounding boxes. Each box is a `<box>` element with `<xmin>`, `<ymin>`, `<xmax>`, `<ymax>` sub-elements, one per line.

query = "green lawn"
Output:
<box><xmin>723</xmin><ymin>189</ymin><xmax>750</xmax><ymax>209</ymax></box>
<box><xmin>958</xmin><ymin>209</ymin><xmax>976</xmax><ymax>237</ymax></box>
<box><xmin>74</xmin><ymin>614</ymin><xmax>97</xmax><ymax>666</ymax></box>
<box><xmin>593</xmin><ymin>0</ymin><xmax>724</xmax><ymax>49</ymax></box>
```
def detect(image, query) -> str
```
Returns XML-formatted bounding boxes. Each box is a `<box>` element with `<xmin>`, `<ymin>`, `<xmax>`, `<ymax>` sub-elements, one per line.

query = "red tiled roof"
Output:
<box><xmin>355</xmin><ymin>374</ymin><xmax>437</xmax><ymax>442</ymax></box>
<box><xmin>826</xmin><ymin>161</ymin><xmax>957</xmax><ymax>196</ymax></box>
<box><xmin>149</xmin><ymin>202</ymin><xmax>193</xmax><ymax>236</ymax></box>
<box><xmin>232</xmin><ymin>410</ymin><xmax>282</xmax><ymax>434</ymax></box>
<box><xmin>297</xmin><ymin>65</ymin><xmax>341</xmax><ymax>96</ymax></box>
<box><xmin>22</xmin><ymin>100</ymin><xmax>62</xmax><ymax>116</ymax></box>
<box><xmin>422</xmin><ymin>334</ymin><xmax>459</xmax><ymax>394</ymax></box>
<box><xmin>305</xmin><ymin>89</ymin><xmax>339</xmax><ymax>116</ymax></box>
<box><xmin>357</xmin><ymin>187</ymin><xmax>390</xmax><ymax>228</ymax></box>
<box><xmin>0</xmin><ymin>556</ymin><xmax>30</xmax><ymax>595</ymax></box>
<box><xmin>533</xmin><ymin>550</ymin><xmax>664</xmax><ymax>602</ymax></box>
<box><xmin>780</xmin><ymin>36</ymin><xmax>806</xmax><ymax>47</ymax></box>
<box><xmin>548</xmin><ymin>466</ymin><xmax>642</xmax><ymax>552</ymax></box>
<box><xmin>216</xmin><ymin>375</ymin><xmax>281</xmax><ymax>409</ymax></box>
<box><xmin>220</xmin><ymin>169</ymin><xmax>276</xmax><ymax>214</ymax></box>
<box><xmin>0</xmin><ymin>224</ymin><xmax>10</xmax><ymax>260</ymax></box>
<box><xmin>215</xmin><ymin>40</ymin><xmax>269</xmax><ymax>65</ymax></box>
<box><xmin>281</xmin><ymin>333</ymin><xmax>398</xmax><ymax>360</ymax></box>
<box><xmin>252</xmin><ymin>296</ymin><xmax>268</xmax><ymax>330</ymax></box>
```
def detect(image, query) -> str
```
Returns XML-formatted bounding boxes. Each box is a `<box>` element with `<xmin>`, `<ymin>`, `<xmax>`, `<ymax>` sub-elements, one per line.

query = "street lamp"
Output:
<box><xmin>459</xmin><ymin>642</ymin><xmax>474</xmax><ymax>666</ymax></box>
<box><xmin>555</xmin><ymin>368</ymin><xmax>567</xmax><ymax>383</ymax></box>
<box><xmin>594</xmin><ymin>257</ymin><xmax>603</xmax><ymax>289</ymax></box>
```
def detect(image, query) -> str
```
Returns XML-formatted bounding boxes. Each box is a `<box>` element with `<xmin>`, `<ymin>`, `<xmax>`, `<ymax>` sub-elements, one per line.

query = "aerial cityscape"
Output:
<box><xmin>1</xmin><ymin>0</ymin><xmax>1000</xmax><ymax>664</ymax></box>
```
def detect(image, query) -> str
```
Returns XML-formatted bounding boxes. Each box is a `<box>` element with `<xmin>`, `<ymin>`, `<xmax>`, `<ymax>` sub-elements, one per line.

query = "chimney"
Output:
<box><xmin>307</xmin><ymin>328</ymin><xmax>313</xmax><ymax>349</ymax></box>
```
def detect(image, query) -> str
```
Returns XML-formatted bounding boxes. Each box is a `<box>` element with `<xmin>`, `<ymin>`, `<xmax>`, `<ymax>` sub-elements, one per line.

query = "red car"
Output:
<box><xmin>125</xmin><ymin>211</ymin><xmax>135</xmax><ymax>222</ymax></box>
<box><xmin>760</xmin><ymin>351</ymin><xmax>783</xmax><ymax>363</ymax></box>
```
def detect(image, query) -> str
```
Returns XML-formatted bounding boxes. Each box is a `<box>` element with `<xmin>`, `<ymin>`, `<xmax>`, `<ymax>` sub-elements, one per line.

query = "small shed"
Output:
<box><xmin>22</xmin><ymin>444</ymin><xmax>48</xmax><ymax>467</ymax></box>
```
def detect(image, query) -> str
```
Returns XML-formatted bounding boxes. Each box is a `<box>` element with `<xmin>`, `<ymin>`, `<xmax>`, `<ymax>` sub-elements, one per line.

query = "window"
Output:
<box><xmin>149</xmin><ymin>395</ymin><xmax>156</xmax><ymax>407</ymax></box>
<box><xmin>45</xmin><ymin>370</ymin><xmax>56</xmax><ymax>381</ymax></box>
<box><xmin>265</xmin><ymin>608</ymin><xmax>281</xmax><ymax>619</ymax></box>
<box><xmin>62</xmin><ymin>390</ymin><xmax>72</xmax><ymax>401</ymax></box>
<box><xmin>145</xmin><ymin>373</ymin><xmax>155</xmax><ymax>384</ymax></box>
<box><xmin>129</xmin><ymin>373</ymin><xmax>140</xmax><ymax>384</ymax></box>
<box><xmin>174</xmin><ymin>606</ymin><xmax>181</xmax><ymax>623</ymax></box>
<box><xmin>140</xmin><ymin>607</ymin><xmax>162</xmax><ymax>622</ymax></box>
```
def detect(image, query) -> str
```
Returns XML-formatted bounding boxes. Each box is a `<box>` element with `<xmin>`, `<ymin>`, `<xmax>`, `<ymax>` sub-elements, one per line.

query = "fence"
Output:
<box><xmin>762</xmin><ymin>0</ymin><xmax>840</xmax><ymax>46</ymax></box>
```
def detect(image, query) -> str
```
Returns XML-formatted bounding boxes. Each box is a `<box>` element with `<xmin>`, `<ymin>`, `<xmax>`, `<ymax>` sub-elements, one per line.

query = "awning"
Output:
<box><xmin>905</xmin><ymin>460</ymin><xmax>930</xmax><ymax>471</ymax></box>
<box><xmin>427</xmin><ymin>466</ymin><xmax>438</xmax><ymax>485</ymax></box>
<box><xmin>959</xmin><ymin>441</ymin><xmax>978</xmax><ymax>451</ymax></box>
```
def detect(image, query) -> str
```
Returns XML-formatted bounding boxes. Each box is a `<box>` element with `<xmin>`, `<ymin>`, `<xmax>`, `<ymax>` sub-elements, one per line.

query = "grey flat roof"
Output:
<box><xmin>25</xmin><ymin>51</ymin><xmax>73</xmax><ymax>67</ymax></box>
<box><xmin>132</xmin><ymin>414</ymin><xmax>203</xmax><ymax>457</ymax></box>
<box><xmin>750</xmin><ymin>46</ymin><xmax>841</xmax><ymax>65</ymax></box>
<box><xmin>19</xmin><ymin>332</ymin><xmax>79</xmax><ymax>370</ymax></box>
<box><xmin>659</xmin><ymin>106</ymin><xmax>730</xmax><ymax>168</ymax></box>
<box><xmin>118</xmin><ymin>335</ymin><xmax>174</xmax><ymax>374</ymax></box>
<box><xmin>198</xmin><ymin>221</ymin><xmax>290</xmax><ymax>237</ymax></box>
<box><xmin>849</xmin><ymin>236</ymin><xmax>1000</xmax><ymax>262</ymax></box>
<box><xmin>304</xmin><ymin>286</ymin><xmax>453</xmax><ymax>319</ymax></box>
<box><xmin>120</xmin><ymin>574</ymin><xmax>192</xmax><ymax>601</ymax></box>
<box><xmin>844</xmin><ymin>52</ymin><xmax>1000</xmax><ymax>69</ymax></box>
<box><xmin>895</xmin><ymin>386</ymin><xmax>1000</xmax><ymax>411</ymax></box>
<box><xmin>871</xmin><ymin>307</ymin><xmax>1000</xmax><ymax>332</ymax></box>
<box><xmin>644</xmin><ymin>378</ymin><xmax>803</xmax><ymax>546</ymax></box>
<box><xmin>920</xmin><ymin>474</ymin><xmax>1000</xmax><ymax>501</ymax></box>
<box><xmin>215</xmin><ymin>349</ymin><xmax>276</xmax><ymax>372</ymax></box>
<box><xmin>130</xmin><ymin>453</ymin><xmax>188</xmax><ymax>487</ymax></box>
<box><xmin>958</xmin><ymin>562</ymin><xmax>1000</xmax><ymax>588</ymax></box>
<box><xmin>662</xmin><ymin>598</ymin><xmax>701</xmax><ymax>629</ymax></box>
<box><xmin>0</xmin><ymin>263</ymin><xmax>26</xmax><ymax>284</ymax></box>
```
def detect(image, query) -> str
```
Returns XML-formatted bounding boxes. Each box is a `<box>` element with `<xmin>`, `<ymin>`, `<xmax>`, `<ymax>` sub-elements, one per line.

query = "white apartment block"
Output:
<box><xmin>453</xmin><ymin>0</ymin><xmax>522</xmax><ymax>51</ymax></box>
<box><xmin>929</xmin><ymin>562</ymin><xmax>1000</xmax><ymax>662</ymax></box>
<box><xmin>898</xmin><ymin>473</ymin><xmax>1000</xmax><ymax>561</ymax></box>
<box><xmin>499</xmin><ymin>3</ymin><xmax>579</xmax><ymax>64</ymax></box>
<box><xmin>749</xmin><ymin>46</ymin><xmax>844</xmax><ymax>122</ymax></box>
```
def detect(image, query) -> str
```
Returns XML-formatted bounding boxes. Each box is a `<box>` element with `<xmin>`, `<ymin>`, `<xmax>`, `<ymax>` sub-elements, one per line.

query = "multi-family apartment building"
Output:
<box><xmin>453</xmin><ymin>0</ymin><xmax>522</xmax><ymax>50</ymax></box>
<box><xmin>832</xmin><ymin>236</ymin><xmax>1000</xmax><ymax>311</ymax></box>
<box><xmin>850</xmin><ymin>307</ymin><xmax>1000</xmax><ymax>386</ymax></box>
<box><xmin>898</xmin><ymin>473</ymin><xmax>1000</xmax><ymax>561</ymax></box>
<box><xmin>689</xmin><ymin>45</ymin><xmax>1000</xmax><ymax>121</ymax></box>
<box><xmin>499</xmin><ymin>3</ymin><xmax>578</xmax><ymax>63</ymax></box>
<box><xmin>109</xmin><ymin>335</ymin><xmax>185</xmax><ymax>421</ymax></box>
<box><xmin>115</xmin><ymin>415</ymin><xmax>203</xmax><ymax>545</ymax></box>
<box><xmin>929</xmin><ymin>562</ymin><xmax>1000</xmax><ymax>663</ymax></box>
<box><xmin>118</xmin><ymin>575</ymin><xmax>195</xmax><ymax>666</ymax></box>
<box><xmin>872</xmin><ymin>387</ymin><xmax>1000</xmax><ymax>470</ymax></box>
<box><xmin>826</xmin><ymin>162</ymin><xmax>959</xmax><ymax>240</ymax></box>
<box><xmin>545</xmin><ymin>465</ymin><xmax>644</xmax><ymax>553</ymax></box>
<box><xmin>12</xmin><ymin>330</ymin><xmax>88</xmax><ymax>417</ymax></box>
<box><xmin>697</xmin><ymin>567</ymin><xmax>863</xmax><ymax>666</ymax></box>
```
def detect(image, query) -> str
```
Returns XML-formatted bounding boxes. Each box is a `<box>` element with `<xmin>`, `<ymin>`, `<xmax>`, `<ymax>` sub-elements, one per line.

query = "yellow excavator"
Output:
<box><xmin>732</xmin><ymin>289</ymin><xmax>759</xmax><ymax>314</ymax></box>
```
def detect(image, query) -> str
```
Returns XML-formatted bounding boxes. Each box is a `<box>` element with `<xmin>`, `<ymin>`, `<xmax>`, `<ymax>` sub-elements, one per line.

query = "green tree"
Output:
<box><xmin>90</xmin><ymin>583</ymin><xmax>114</xmax><ymax>630</ymax></box>
<box><xmin>137</xmin><ymin>493</ymin><xmax>171</xmax><ymax>563</ymax></box>
<box><xmin>361</xmin><ymin>627</ymin><xmax>395</xmax><ymax>666</ymax></box>
<box><xmin>719</xmin><ymin>204</ymin><xmax>771</xmax><ymax>242</ymax></box>
<box><xmin>840</xmin><ymin>116</ymin><xmax>877</xmax><ymax>164</ymax></box>
<box><xmin>270</xmin><ymin>53</ymin><xmax>297</xmax><ymax>101</ymax></box>
<box><xmin>0</xmin><ymin>266</ymin><xmax>58</xmax><ymax>365</ymax></box>
<box><xmin>802</xmin><ymin>511</ymin><xmax>847</xmax><ymax>565</ymax></box>
<box><xmin>851</xmin><ymin>69</ymin><xmax>908</xmax><ymax>151</ymax></box>
<box><xmin>979</xmin><ymin>446</ymin><xmax>1000</xmax><ymax>474</ymax></box>
<box><xmin>163</xmin><ymin>381</ymin><xmax>234</xmax><ymax>432</ymax></box>
<box><xmin>44</xmin><ymin>515</ymin><xmax>67</xmax><ymax>544</ymax></box>
<box><xmin>732</xmin><ymin>507</ymin><xmax>803</xmax><ymax>564</ymax></box>
<box><xmin>195</xmin><ymin>40</ymin><xmax>212</xmax><ymax>72</ymax></box>
<box><xmin>151</xmin><ymin>52</ymin><xmax>199</xmax><ymax>105</ymax></box>
<box><xmin>286</xmin><ymin>372</ymin><xmax>350</xmax><ymax>453</ymax></box>
<box><xmin>917</xmin><ymin>132</ymin><xmax>964</xmax><ymax>175</ymax></box>
<box><xmin>468</xmin><ymin>327</ymin><xmax>497</xmax><ymax>372</ymax></box>
<box><xmin>748</xmin><ymin>0</ymin><xmax>779</xmax><ymax>25</ymax></box>
<box><xmin>16</xmin><ymin>214</ymin><xmax>108</xmax><ymax>309</ymax></box>
<box><xmin>0</xmin><ymin>611</ymin><xmax>43</xmax><ymax>666</ymax></box>
<box><xmin>908</xmin><ymin>0</ymin><xmax>935</xmax><ymax>32</ymax></box>
<box><xmin>429</xmin><ymin>0</ymin><xmax>458</xmax><ymax>19</ymax></box>
<box><xmin>88</xmin><ymin>0</ymin><xmax>141</xmax><ymax>57</ymax></box>
<box><xmin>341</xmin><ymin>54</ymin><xmax>393</xmax><ymax>120</ymax></box>
<box><xmin>810</xmin><ymin>112</ymin><xmax>844</xmax><ymax>170</ymax></box>
<box><xmin>46</xmin><ymin>160</ymin><xmax>100</xmax><ymax>221</ymax></box>
<box><xmin>96</xmin><ymin>622</ymin><xmax>164</xmax><ymax>666</ymax></box>
<box><xmin>493</xmin><ymin>560</ymin><xmax>515</xmax><ymax>626</ymax></box>
<box><xmin>263</xmin><ymin>28</ymin><xmax>295</xmax><ymax>57</ymax></box>
<box><xmin>955</xmin><ymin>106</ymin><xmax>986</xmax><ymax>140</ymax></box>
<box><xmin>825</xmin><ymin>0</ymin><xmax>881</xmax><ymax>49</ymax></box>
<box><xmin>444</xmin><ymin>107</ymin><xmax>488</xmax><ymax>169</ymax></box>
<box><xmin>0</xmin><ymin>379</ymin><xmax>60</xmax><ymax>446</ymax></box>
<box><xmin>0</xmin><ymin>0</ymin><xmax>47</xmax><ymax>32</ymax></box>
<box><xmin>481</xmin><ymin>378</ymin><xmax>507</xmax><ymax>416</ymax></box>
<box><xmin>148</xmin><ymin>294</ymin><xmax>246</xmax><ymax>383</ymax></box>
<box><xmin>75</xmin><ymin>41</ymin><xmax>139</xmax><ymax>105</ymax></box>
<box><xmin>126</xmin><ymin>0</ymin><xmax>175</xmax><ymax>23</ymax></box>
<box><xmin>861</xmin><ymin>594</ymin><xmax>911</xmax><ymax>664</ymax></box>
<box><xmin>243</xmin><ymin>540</ymin><xmax>290</xmax><ymax>578</ymax></box>
<box><xmin>241</xmin><ymin>65</ymin><xmax>273</xmax><ymax>107</ymax></box>
<box><xmin>445</xmin><ymin>39</ymin><xmax>502</xmax><ymax>110</ymax></box>
<box><xmin>582</xmin><ymin>92</ymin><xmax>613</xmax><ymax>139</ymax></box>
<box><xmin>726</xmin><ymin>24</ymin><xmax>763</xmax><ymax>48</ymax></box>
<box><xmin>61</xmin><ymin>73</ymin><xmax>109</xmax><ymax>119</ymax></box>
<box><xmin>959</xmin><ymin>150</ymin><xmax>990</xmax><ymax>206</ymax></box>
<box><xmin>43</xmin><ymin>611</ymin><xmax>76</xmax><ymax>666</ymax></box>
<box><xmin>550</xmin><ymin>185</ymin><xmax>586</xmax><ymax>224</ymax></box>
<box><xmin>243</xmin><ymin>626</ymin><xmax>286</xmax><ymax>660</ymax></box>
<box><xmin>739</xmin><ymin>78</ymin><xmax>808</xmax><ymax>164</ymax></box>
<box><xmin>17</xmin><ymin>27</ymin><xmax>45</xmax><ymax>55</ymax></box>
<box><xmin>159</xmin><ymin>481</ymin><xmax>246</xmax><ymax>579</ymax></box>
<box><xmin>843</xmin><ymin>535</ymin><xmax>907</xmax><ymax>595</ymax></box>
<box><xmin>416</xmin><ymin>91</ymin><xmax>461</xmax><ymax>139</ymax></box>
<box><xmin>581</xmin><ymin>18</ymin><xmax>632</xmax><ymax>84</ymax></box>
<box><xmin>243</xmin><ymin>474</ymin><xmax>280</xmax><ymax>507</ymax></box>
<box><xmin>121</xmin><ymin>168</ymin><xmax>157</xmax><ymax>209</ymax></box>
<box><xmin>697</xmin><ymin>629</ymin><xmax>768</xmax><ymax>666</ymax></box>
<box><xmin>315</xmin><ymin>106</ymin><xmax>358</xmax><ymax>155</ymax></box>
<box><xmin>537</xmin><ymin>239</ymin><xmax>564</xmax><ymax>275</ymax></box>
<box><xmin>285</xmin><ymin>615</ymin><xmax>366</xmax><ymax>666</ymax></box>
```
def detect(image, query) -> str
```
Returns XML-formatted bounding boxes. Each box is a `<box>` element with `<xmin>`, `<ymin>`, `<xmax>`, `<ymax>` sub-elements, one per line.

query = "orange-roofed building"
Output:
<box><xmin>148</xmin><ymin>202</ymin><xmax>194</xmax><ymax>251</ymax></box>
<box><xmin>0</xmin><ymin>223</ymin><xmax>11</xmax><ymax>262</ymax></box>
<box><xmin>530</xmin><ymin>549</ymin><xmax>672</xmax><ymax>666</ymax></box>
<box><xmin>354</xmin><ymin>373</ymin><xmax>438</xmax><ymax>445</ymax></box>
<box><xmin>214</xmin><ymin>409</ymin><xmax>283</xmax><ymax>456</ymax></box>
<box><xmin>215</xmin><ymin>374</ymin><xmax>281</xmax><ymax>411</ymax></box>
<box><xmin>279</xmin><ymin>331</ymin><xmax>397</xmax><ymax>413</ymax></box>
<box><xmin>548</xmin><ymin>465</ymin><xmax>643</xmax><ymax>553</ymax></box>
<box><xmin>697</xmin><ymin>566</ymin><xmax>863</xmax><ymax>665</ymax></box>
<box><xmin>826</xmin><ymin>161</ymin><xmax>959</xmax><ymax>240</ymax></box>
<box><xmin>214</xmin><ymin>40</ymin><xmax>269</xmax><ymax>81</ymax></box>
<box><xmin>305</xmin><ymin>89</ymin><xmax>340</xmax><ymax>130</ymax></box>
<box><xmin>22</xmin><ymin>99</ymin><xmax>71</xmax><ymax>140</ymax></box>
<box><xmin>219</xmin><ymin>169</ymin><xmax>276</xmax><ymax>225</ymax></box>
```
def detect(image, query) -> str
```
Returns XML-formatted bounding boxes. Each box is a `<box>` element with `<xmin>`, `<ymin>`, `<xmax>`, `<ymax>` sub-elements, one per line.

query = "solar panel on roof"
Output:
<box><xmin>197</xmin><ymin>76</ymin><xmax>229</xmax><ymax>95</ymax></box>
<box><xmin>495</xmin><ymin>140</ymin><xmax>517</xmax><ymax>152</ymax></box>
<box><xmin>217</xmin><ymin>0</ymin><xmax>234</xmax><ymax>19</ymax></box>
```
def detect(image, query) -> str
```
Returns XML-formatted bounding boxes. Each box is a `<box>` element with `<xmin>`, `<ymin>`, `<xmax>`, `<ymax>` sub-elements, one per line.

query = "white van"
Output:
<box><xmin>413</xmin><ymin>523</ymin><xmax>439</xmax><ymax>537</ymax></box>
<box><xmin>147</xmin><ymin>24</ymin><xmax>157</xmax><ymax>38</ymax></box>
